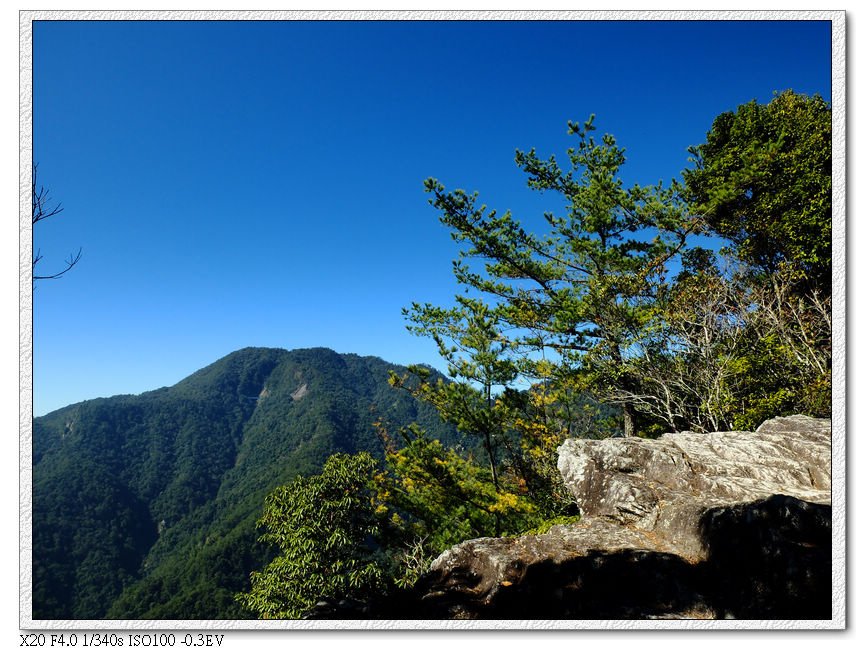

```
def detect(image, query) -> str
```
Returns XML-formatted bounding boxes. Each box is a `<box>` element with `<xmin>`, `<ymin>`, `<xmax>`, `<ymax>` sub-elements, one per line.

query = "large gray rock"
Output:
<box><xmin>557</xmin><ymin>414</ymin><xmax>830</xmax><ymax>559</ymax></box>
<box><xmin>405</xmin><ymin>415</ymin><xmax>832</xmax><ymax>619</ymax></box>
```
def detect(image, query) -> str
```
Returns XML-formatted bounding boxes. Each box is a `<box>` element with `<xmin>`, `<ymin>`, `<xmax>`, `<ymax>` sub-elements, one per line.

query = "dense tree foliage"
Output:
<box><xmin>387</xmin><ymin>298</ymin><xmax>593</xmax><ymax>543</ymax></box>
<box><xmin>33</xmin><ymin>455</ymin><xmax>156</xmax><ymax>619</ymax></box>
<box><xmin>624</xmin><ymin>91</ymin><xmax>833</xmax><ymax>430</ymax></box>
<box><xmin>236</xmin><ymin>453</ymin><xmax>390</xmax><ymax>619</ymax></box>
<box><xmin>683</xmin><ymin>90</ymin><xmax>831</xmax><ymax>297</ymax></box>
<box><xmin>381</xmin><ymin>423</ymin><xmax>544</xmax><ymax>552</ymax></box>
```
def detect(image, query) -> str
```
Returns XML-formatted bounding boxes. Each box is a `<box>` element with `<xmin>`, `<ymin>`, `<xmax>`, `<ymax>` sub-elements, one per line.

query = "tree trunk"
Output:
<box><xmin>622</xmin><ymin>402</ymin><xmax>636</xmax><ymax>438</ymax></box>
<box><xmin>609</xmin><ymin>342</ymin><xmax>636</xmax><ymax>437</ymax></box>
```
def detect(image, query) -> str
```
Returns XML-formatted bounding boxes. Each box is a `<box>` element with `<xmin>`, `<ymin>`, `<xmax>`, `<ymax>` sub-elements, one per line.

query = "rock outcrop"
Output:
<box><xmin>408</xmin><ymin>415</ymin><xmax>832</xmax><ymax>619</ymax></box>
<box><xmin>557</xmin><ymin>414</ymin><xmax>830</xmax><ymax>559</ymax></box>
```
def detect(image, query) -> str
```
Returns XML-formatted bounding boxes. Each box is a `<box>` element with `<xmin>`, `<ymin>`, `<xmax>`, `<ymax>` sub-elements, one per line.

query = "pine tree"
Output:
<box><xmin>420</xmin><ymin>116</ymin><xmax>695</xmax><ymax>436</ymax></box>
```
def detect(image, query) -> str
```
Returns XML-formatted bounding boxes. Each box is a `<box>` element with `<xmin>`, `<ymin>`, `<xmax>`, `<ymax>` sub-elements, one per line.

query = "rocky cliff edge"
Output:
<box><xmin>411</xmin><ymin>415</ymin><xmax>832</xmax><ymax>619</ymax></box>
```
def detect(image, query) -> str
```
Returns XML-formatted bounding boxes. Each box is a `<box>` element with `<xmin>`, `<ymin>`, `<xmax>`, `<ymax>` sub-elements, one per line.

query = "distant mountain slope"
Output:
<box><xmin>32</xmin><ymin>347</ymin><xmax>458</xmax><ymax>620</ymax></box>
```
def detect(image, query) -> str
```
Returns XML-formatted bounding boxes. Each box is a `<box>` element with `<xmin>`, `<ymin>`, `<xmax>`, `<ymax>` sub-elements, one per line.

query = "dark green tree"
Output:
<box><xmin>683</xmin><ymin>90</ymin><xmax>831</xmax><ymax>296</ymax></box>
<box><xmin>235</xmin><ymin>452</ymin><xmax>389</xmax><ymax>619</ymax></box>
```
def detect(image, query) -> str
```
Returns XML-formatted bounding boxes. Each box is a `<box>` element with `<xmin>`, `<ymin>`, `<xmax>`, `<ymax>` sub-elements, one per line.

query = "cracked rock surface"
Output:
<box><xmin>557</xmin><ymin>414</ymin><xmax>830</xmax><ymax>559</ymax></box>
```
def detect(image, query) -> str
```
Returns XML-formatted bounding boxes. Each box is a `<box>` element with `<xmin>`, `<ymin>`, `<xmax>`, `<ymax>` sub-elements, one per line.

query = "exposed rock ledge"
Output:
<box><xmin>407</xmin><ymin>415</ymin><xmax>832</xmax><ymax>620</ymax></box>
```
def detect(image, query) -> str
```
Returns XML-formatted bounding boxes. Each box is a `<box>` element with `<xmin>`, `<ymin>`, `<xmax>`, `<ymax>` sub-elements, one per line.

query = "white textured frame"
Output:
<box><xmin>19</xmin><ymin>9</ymin><xmax>847</xmax><ymax>632</ymax></box>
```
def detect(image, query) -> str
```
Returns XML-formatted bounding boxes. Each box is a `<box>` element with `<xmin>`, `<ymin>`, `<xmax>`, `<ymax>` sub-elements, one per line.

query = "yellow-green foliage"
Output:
<box><xmin>380</xmin><ymin>424</ymin><xmax>543</xmax><ymax>553</ymax></box>
<box><xmin>526</xmin><ymin>515</ymin><xmax>582</xmax><ymax>536</ymax></box>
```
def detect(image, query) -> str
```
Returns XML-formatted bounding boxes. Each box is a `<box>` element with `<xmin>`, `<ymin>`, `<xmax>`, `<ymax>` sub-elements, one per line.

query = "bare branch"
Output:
<box><xmin>33</xmin><ymin>247</ymin><xmax>82</xmax><ymax>281</ymax></box>
<box><xmin>31</xmin><ymin>165</ymin><xmax>82</xmax><ymax>283</ymax></box>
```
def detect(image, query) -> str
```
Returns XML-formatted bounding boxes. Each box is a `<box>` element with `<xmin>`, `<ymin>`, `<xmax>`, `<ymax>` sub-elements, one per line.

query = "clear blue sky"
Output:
<box><xmin>31</xmin><ymin>19</ymin><xmax>832</xmax><ymax>415</ymax></box>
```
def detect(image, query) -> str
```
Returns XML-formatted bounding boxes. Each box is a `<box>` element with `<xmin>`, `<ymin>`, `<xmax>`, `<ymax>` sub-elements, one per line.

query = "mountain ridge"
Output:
<box><xmin>32</xmin><ymin>346</ymin><xmax>458</xmax><ymax>619</ymax></box>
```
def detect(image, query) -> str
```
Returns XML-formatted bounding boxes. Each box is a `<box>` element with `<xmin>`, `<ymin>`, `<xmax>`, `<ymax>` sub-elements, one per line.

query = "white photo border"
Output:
<box><xmin>18</xmin><ymin>8</ymin><xmax>847</xmax><ymax>631</ymax></box>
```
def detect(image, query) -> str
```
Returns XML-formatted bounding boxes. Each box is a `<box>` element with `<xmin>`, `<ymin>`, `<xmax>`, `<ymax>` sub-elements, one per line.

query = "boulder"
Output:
<box><xmin>557</xmin><ymin>414</ymin><xmax>830</xmax><ymax>559</ymax></box>
<box><xmin>408</xmin><ymin>415</ymin><xmax>832</xmax><ymax>619</ymax></box>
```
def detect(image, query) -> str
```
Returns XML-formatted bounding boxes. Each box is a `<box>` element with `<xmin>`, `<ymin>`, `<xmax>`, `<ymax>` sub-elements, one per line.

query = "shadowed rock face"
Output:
<box><xmin>396</xmin><ymin>415</ymin><xmax>832</xmax><ymax>620</ymax></box>
<box><xmin>408</xmin><ymin>519</ymin><xmax>713</xmax><ymax>619</ymax></box>
<box><xmin>699</xmin><ymin>494</ymin><xmax>831</xmax><ymax>619</ymax></box>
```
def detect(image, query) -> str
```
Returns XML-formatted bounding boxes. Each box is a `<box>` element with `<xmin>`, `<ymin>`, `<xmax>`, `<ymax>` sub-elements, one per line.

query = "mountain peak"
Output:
<box><xmin>32</xmin><ymin>346</ymin><xmax>458</xmax><ymax>619</ymax></box>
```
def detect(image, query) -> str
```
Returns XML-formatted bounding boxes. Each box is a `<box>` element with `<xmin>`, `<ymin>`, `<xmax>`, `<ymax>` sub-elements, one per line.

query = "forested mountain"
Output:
<box><xmin>32</xmin><ymin>347</ymin><xmax>459</xmax><ymax>619</ymax></box>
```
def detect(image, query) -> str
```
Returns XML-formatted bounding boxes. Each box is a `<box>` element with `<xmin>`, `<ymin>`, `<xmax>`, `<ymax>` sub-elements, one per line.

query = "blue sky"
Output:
<box><xmin>30</xmin><ymin>18</ymin><xmax>832</xmax><ymax>415</ymax></box>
